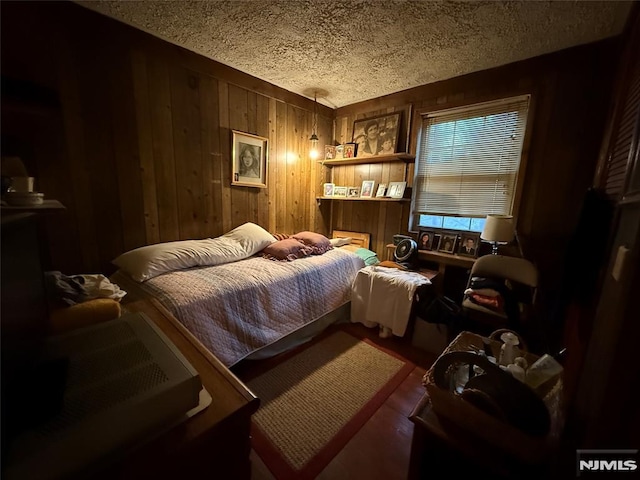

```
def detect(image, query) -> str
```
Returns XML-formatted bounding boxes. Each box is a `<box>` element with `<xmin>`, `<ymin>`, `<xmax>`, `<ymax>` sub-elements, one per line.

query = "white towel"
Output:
<box><xmin>351</xmin><ymin>266</ymin><xmax>430</xmax><ymax>336</ymax></box>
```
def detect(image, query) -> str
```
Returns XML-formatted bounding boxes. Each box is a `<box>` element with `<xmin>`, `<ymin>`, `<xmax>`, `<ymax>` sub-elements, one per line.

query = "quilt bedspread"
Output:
<box><xmin>137</xmin><ymin>248</ymin><xmax>365</xmax><ymax>366</ymax></box>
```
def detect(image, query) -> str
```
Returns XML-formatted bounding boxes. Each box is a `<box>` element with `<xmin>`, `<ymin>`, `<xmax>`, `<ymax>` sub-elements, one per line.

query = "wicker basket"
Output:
<box><xmin>422</xmin><ymin>331</ymin><xmax>564</xmax><ymax>465</ymax></box>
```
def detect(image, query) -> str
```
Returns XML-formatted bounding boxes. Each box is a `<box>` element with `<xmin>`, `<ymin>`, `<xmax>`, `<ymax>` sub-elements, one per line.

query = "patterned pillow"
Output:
<box><xmin>291</xmin><ymin>231</ymin><xmax>333</xmax><ymax>255</ymax></box>
<box><xmin>262</xmin><ymin>238</ymin><xmax>314</xmax><ymax>261</ymax></box>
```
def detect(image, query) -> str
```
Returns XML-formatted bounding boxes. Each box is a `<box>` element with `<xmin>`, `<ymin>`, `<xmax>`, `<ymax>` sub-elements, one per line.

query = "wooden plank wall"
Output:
<box><xmin>333</xmin><ymin>42</ymin><xmax>619</xmax><ymax>262</ymax></box>
<box><xmin>332</xmin><ymin>39</ymin><xmax>620</xmax><ymax>345</ymax></box>
<box><xmin>1</xmin><ymin>1</ymin><xmax>332</xmax><ymax>274</ymax></box>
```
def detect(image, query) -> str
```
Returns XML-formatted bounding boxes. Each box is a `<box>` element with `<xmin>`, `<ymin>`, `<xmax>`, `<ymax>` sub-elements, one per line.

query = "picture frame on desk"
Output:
<box><xmin>418</xmin><ymin>229</ymin><xmax>435</xmax><ymax>251</ymax></box>
<box><xmin>458</xmin><ymin>233</ymin><xmax>480</xmax><ymax>257</ymax></box>
<box><xmin>432</xmin><ymin>234</ymin><xmax>441</xmax><ymax>251</ymax></box>
<box><xmin>438</xmin><ymin>234</ymin><xmax>457</xmax><ymax>254</ymax></box>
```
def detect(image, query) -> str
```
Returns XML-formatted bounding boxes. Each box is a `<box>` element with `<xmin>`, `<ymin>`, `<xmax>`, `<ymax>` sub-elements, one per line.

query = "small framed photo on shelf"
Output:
<box><xmin>343</xmin><ymin>143</ymin><xmax>358</xmax><ymax>159</ymax></box>
<box><xmin>324</xmin><ymin>145</ymin><xmax>336</xmax><ymax>160</ymax></box>
<box><xmin>376</xmin><ymin>183</ymin><xmax>387</xmax><ymax>197</ymax></box>
<box><xmin>438</xmin><ymin>234</ymin><xmax>458</xmax><ymax>254</ymax></box>
<box><xmin>333</xmin><ymin>186</ymin><xmax>348</xmax><ymax>197</ymax></box>
<box><xmin>323</xmin><ymin>183</ymin><xmax>335</xmax><ymax>197</ymax></box>
<box><xmin>458</xmin><ymin>233</ymin><xmax>480</xmax><ymax>257</ymax></box>
<box><xmin>335</xmin><ymin>145</ymin><xmax>345</xmax><ymax>160</ymax></box>
<box><xmin>348</xmin><ymin>187</ymin><xmax>360</xmax><ymax>198</ymax></box>
<box><xmin>360</xmin><ymin>180</ymin><xmax>375</xmax><ymax>198</ymax></box>
<box><xmin>418</xmin><ymin>229</ymin><xmax>436</xmax><ymax>251</ymax></box>
<box><xmin>387</xmin><ymin>181</ymin><xmax>407</xmax><ymax>199</ymax></box>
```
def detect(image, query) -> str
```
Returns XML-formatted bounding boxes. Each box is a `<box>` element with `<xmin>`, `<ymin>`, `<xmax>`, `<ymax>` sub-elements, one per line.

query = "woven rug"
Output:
<box><xmin>246</xmin><ymin>329</ymin><xmax>414</xmax><ymax>480</ymax></box>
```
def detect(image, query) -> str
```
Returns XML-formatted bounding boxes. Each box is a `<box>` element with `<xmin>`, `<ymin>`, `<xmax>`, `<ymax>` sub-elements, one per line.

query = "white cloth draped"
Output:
<box><xmin>350</xmin><ymin>266</ymin><xmax>431</xmax><ymax>336</ymax></box>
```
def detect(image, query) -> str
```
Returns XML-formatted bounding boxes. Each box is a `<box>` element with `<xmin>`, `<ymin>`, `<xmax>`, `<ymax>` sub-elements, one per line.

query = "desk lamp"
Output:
<box><xmin>481</xmin><ymin>214</ymin><xmax>515</xmax><ymax>255</ymax></box>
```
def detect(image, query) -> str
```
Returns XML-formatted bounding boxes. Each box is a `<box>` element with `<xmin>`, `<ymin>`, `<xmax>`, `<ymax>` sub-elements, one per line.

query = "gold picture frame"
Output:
<box><xmin>232</xmin><ymin>130</ymin><xmax>268</xmax><ymax>188</ymax></box>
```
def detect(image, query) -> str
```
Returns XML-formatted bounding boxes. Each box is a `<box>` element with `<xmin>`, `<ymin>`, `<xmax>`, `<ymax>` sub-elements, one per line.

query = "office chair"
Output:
<box><xmin>462</xmin><ymin>254</ymin><xmax>538</xmax><ymax>333</ymax></box>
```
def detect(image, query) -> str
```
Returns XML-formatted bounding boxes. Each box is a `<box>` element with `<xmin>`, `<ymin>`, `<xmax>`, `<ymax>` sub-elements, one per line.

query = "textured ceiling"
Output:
<box><xmin>75</xmin><ymin>1</ymin><xmax>632</xmax><ymax>108</ymax></box>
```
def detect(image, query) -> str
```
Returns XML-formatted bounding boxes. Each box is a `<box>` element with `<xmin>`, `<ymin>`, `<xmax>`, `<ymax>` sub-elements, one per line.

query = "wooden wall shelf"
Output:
<box><xmin>317</xmin><ymin>196</ymin><xmax>409</xmax><ymax>202</ymax></box>
<box><xmin>319</xmin><ymin>153</ymin><xmax>415</xmax><ymax>166</ymax></box>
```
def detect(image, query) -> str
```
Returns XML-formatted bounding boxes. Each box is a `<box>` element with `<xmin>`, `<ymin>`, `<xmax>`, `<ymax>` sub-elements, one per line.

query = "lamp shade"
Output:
<box><xmin>481</xmin><ymin>215</ymin><xmax>515</xmax><ymax>243</ymax></box>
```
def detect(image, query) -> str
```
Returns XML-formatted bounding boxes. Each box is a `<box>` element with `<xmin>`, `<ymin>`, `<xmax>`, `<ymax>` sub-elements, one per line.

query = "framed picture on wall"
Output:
<box><xmin>352</xmin><ymin>112</ymin><xmax>401</xmax><ymax>157</ymax></box>
<box><xmin>232</xmin><ymin>130</ymin><xmax>268</xmax><ymax>188</ymax></box>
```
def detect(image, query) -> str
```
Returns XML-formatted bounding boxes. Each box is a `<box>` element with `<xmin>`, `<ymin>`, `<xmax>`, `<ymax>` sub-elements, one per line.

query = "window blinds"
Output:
<box><xmin>413</xmin><ymin>95</ymin><xmax>530</xmax><ymax>217</ymax></box>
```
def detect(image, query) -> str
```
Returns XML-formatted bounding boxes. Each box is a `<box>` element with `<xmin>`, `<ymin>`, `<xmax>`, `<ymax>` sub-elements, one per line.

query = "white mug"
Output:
<box><xmin>9</xmin><ymin>176</ymin><xmax>34</xmax><ymax>193</ymax></box>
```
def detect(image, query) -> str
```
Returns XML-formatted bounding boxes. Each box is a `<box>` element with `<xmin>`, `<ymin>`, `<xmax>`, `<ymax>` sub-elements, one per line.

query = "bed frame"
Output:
<box><xmin>332</xmin><ymin>230</ymin><xmax>371</xmax><ymax>250</ymax></box>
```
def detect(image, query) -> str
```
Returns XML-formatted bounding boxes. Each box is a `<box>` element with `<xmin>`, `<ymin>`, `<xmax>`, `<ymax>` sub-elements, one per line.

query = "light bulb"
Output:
<box><xmin>309</xmin><ymin>133</ymin><xmax>319</xmax><ymax>160</ymax></box>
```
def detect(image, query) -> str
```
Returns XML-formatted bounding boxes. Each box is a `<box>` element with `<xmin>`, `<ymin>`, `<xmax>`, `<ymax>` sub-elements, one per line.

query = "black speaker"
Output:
<box><xmin>394</xmin><ymin>238</ymin><xmax>419</xmax><ymax>270</ymax></box>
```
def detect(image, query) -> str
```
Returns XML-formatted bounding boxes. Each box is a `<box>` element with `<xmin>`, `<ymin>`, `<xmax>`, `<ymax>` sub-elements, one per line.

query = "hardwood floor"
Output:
<box><xmin>235</xmin><ymin>322</ymin><xmax>439</xmax><ymax>480</ymax></box>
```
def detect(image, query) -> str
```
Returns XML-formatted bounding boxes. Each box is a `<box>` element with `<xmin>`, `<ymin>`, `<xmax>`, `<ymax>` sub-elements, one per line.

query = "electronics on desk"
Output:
<box><xmin>393</xmin><ymin>234</ymin><xmax>413</xmax><ymax>245</ymax></box>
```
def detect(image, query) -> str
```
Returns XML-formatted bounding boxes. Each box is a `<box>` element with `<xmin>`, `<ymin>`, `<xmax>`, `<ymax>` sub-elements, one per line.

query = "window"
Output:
<box><xmin>412</xmin><ymin>95</ymin><xmax>530</xmax><ymax>230</ymax></box>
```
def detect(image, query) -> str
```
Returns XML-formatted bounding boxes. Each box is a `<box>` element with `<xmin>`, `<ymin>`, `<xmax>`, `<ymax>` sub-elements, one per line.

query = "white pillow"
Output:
<box><xmin>221</xmin><ymin>222</ymin><xmax>277</xmax><ymax>254</ymax></box>
<box><xmin>113</xmin><ymin>222</ymin><xmax>275</xmax><ymax>282</ymax></box>
<box><xmin>330</xmin><ymin>237</ymin><xmax>353</xmax><ymax>247</ymax></box>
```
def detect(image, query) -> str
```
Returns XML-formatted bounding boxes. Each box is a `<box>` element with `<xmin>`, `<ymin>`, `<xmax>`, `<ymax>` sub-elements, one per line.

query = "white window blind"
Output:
<box><xmin>413</xmin><ymin>95</ymin><xmax>530</xmax><ymax>217</ymax></box>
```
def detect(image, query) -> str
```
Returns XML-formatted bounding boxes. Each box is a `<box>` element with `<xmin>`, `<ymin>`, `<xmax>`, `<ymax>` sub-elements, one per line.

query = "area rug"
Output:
<box><xmin>246</xmin><ymin>329</ymin><xmax>414</xmax><ymax>480</ymax></box>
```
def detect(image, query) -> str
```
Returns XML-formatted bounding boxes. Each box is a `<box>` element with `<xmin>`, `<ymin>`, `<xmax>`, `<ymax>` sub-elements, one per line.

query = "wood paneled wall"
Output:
<box><xmin>334</xmin><ymin>41</ymin><xmax>619</xmax><ymax>260</ymax></box>
<box><xmin>331</xmin><ymin>39</ymin><xmax>620</xmax><ymax>347</ymax></box>
<box><xmin>1</xmin><ymin>1</ymin><xmax>332</xmax><ymax>274</ymax></box>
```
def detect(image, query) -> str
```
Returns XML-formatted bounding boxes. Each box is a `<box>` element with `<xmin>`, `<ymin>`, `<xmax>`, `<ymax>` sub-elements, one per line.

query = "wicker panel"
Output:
<box><xmin>422</xmin><ymin>331</ymin><xmax>564</xmax><ymax>465</ymax></box>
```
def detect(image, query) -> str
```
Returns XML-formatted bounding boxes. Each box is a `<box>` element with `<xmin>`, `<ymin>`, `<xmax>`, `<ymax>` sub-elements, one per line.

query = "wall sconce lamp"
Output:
<box><xmin>309</xmin><ymin>91</ymin><xmax>320</xmax><ymax>160</ymax></box>
<box><xmin>481</xmin><ymin>214</ymin><xmax>515</xmax><ymax>255</ymax></box>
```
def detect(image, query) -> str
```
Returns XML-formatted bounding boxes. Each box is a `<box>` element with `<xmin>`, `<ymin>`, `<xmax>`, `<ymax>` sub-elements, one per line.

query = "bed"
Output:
<box><xmin>110</xmin><ymin>224</ymin><xmax>373</xmax><ymax>367</ymax></box>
